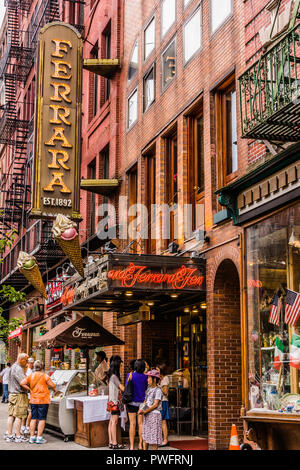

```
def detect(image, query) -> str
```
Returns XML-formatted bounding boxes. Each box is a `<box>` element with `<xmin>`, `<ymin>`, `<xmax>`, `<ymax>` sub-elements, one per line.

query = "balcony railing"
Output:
<box><xmin>239</xmin><ymin>23</ymin><xmax>300</xmax><ymax>142</ymax></box>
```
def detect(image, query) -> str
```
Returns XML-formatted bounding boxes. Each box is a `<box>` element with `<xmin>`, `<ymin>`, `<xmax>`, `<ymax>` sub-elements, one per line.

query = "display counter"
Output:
<box><xmin>46</xmin><ymin>369</ymin><xmax>108</xmax><ymax>441</ymax></box>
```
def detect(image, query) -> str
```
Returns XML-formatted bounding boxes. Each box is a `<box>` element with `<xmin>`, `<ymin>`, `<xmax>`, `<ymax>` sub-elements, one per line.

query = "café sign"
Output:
<box><xmin>31</xmin><ymin>22</ymin><xmax>82</xmax><ymax>221</ymax></box>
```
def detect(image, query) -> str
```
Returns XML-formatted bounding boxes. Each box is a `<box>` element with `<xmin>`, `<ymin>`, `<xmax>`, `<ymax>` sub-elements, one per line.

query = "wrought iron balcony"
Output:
<box><xmin>239</xmin><ymin>23</ymin><xmax>300</xmax><ymax>142</ymax></box>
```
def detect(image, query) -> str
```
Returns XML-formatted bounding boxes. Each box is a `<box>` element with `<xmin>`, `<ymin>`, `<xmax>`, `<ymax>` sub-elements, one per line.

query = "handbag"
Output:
<box><xmin>106</xmin><ymin>401</ymin><xmax>119</xmax><ymax>413</ymax></box>
<box><xmin>122</xmin><ymin>372</ymin><xmax>134</xmax><ymax>404</ymax></box>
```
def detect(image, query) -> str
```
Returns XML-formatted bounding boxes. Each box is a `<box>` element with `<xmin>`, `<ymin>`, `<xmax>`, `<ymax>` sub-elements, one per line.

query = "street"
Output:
<box><xmin>0</xmin><ymin>402</ymin><xmax>113</xmax><ymax>450</ymax></box>
<box><xmin>0</xmin><ymin>403</ymin><xmax>184</xmax><ymax>451</ymax></box>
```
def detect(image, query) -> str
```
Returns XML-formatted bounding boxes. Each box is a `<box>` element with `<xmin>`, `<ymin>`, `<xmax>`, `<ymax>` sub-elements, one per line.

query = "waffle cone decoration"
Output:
<box><xmin>52</xmin><ymin>214</ymin><xmax>84</xmax><ymax>278</ymax></box>
<box><xmin>17</xmin><ymin>252</ymin><xmax>47</xmax><ymax>299</ymax></box>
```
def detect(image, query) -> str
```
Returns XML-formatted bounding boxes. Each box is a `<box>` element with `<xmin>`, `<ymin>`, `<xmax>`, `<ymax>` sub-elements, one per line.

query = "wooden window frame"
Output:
<box><xmin>165</xmin><ymin>130</ymin><xmax>178</xmax><ymax>245</ymax></box>
<box><xmin>145</xmin><ymin>149</ymin><xmax>156</xmax><ymax>254</ymax></box>
<box><xmin>215</xmin><ymin>74</ymin><xmax>238</xmax><ymax>188</ymax></box>
<box><xmin>187</xmin><ymin>111</ymin><xmax>204</xmax><ymax>232</ymax></box>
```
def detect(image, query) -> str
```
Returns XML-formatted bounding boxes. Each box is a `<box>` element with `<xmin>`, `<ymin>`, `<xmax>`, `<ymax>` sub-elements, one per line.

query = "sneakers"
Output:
<box><xmin>36</xmin><ymin>437</ymin><xmax>47</xmax><ymax>444</ymax></box>
<box><xmin>23</xmin><ymin>426</ymin><xmax>30</xmax><ymax>435</ymax></box>
<box><xmin>5</xmin><ymin>434</ymin><xmax>15</xmax><ymax>442</ymax></box>
<box><xmin>20</xmin><ymin>426</ymin><xmax>27</xmax><ymax>435</ymax></box>
<box><xmin>29</xmin><ymin>436</ymin><xmax>37</xmax><ymax>444</ymax></box>
<box><xmin>14</xmin><ymin>435</ymin><xmax>28</xmax><ymax>443</ymax></box>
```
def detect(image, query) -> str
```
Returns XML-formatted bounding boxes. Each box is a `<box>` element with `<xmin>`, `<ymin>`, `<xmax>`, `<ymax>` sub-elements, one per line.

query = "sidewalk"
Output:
<box><xmin>0</xmin><ymin>403</ymin><xmax>202</xmax><ymax>450</ymax></box>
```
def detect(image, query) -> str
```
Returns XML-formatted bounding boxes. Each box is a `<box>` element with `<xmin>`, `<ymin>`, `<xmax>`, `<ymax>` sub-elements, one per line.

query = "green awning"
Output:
<box><xmin>83</xmin><ymin>58</ymin><xmax>120</xmax><ymax>78</ymax></box>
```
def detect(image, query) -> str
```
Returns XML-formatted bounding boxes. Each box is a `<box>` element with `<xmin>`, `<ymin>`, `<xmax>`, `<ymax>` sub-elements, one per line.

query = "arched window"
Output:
<box><xmin>128</xmin><ymin>40</ymin><xmax>139</xmax><ymax>83</ymax></box>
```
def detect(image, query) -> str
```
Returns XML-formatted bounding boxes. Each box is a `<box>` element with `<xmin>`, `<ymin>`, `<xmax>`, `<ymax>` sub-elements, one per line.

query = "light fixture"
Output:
<box><xmin>170</xmin><ymin>293</ymin><xmax>178</xmax><ymax>299</ymax></box>
<box><xmin>200</xmin><ymin>302</ymin><xmax>207</xmax><ymax>310</ymax></box>
<box><xmin>289</xmin><ymin>230</ymin><xmax>300</xmax><ymax>248</ymax></box>
<box><xmin>105</xmin><ymin>300</ymin><xmax>113</xmax><ymax>305</ymax></box>
<box><xmin>192</xmin><ymin>309</ymin><xmax>199</xmax><ymax>314</ymax></box>
<box><xmin>184</xmin><ymin>308</ymin><xmax>190</xmax><ymax>313</ymax></box>
<box><xmin>125</xmin><ymin>291</ymin><xmax>133</xmax><ymax>297</ymax></box>
<box><xmin>147</xmin><ymin>301</ymin><xmax>155</xmax><ymax>306</ymax></box>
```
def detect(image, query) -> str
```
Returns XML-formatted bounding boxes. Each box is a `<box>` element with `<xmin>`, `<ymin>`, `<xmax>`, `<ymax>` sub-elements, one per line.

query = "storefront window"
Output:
<box><xmin>246</xmin><ymin>204</ymin><xmax>300</xmax><ymax>413</ymax></box>
<box><xmin>31</xmin><ymin>325</ymin><xmax>46</xmax><ymax>365</ymax></box>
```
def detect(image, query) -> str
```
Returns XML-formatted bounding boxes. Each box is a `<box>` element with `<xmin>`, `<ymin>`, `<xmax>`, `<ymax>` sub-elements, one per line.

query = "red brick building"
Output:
<box><xmin>1</xmin><ymin>0</ymin><xmax>299</xmax><ymax>450</ymax></box>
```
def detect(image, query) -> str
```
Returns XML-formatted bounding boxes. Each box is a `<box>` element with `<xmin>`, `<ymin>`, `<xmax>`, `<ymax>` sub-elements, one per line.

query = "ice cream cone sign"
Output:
<box><xmin>229</xmin><ymin>424</ymin><xmax>240</xmax><ymax>450</ymax></box>
<box><xmin>52</xmin><ymin>214</ymin><xmax>84</xmax><ymax>278</ymax></box>
<box><xmin>17</xmin><ymin>252</ymin><xmax>47</xmax><ymax>299</ymax></box>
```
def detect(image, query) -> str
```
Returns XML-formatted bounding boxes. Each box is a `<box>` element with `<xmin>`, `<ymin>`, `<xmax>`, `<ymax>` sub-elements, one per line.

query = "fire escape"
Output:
<box><xmin>0</xmin><ymin>0</ymin><xmax>85</xmax><ymax>291</ymax></box>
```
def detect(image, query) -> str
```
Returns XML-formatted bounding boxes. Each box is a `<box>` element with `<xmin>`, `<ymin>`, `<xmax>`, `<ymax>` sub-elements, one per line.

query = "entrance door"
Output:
<box><xmin>176</xmin><ymin>312</ymin><xmax>207</xmax><ymax>435</ymax></box>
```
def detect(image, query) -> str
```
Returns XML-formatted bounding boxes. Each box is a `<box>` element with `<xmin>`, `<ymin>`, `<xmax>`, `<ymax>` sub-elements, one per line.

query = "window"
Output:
<box><xmin>211</xmin><ymin>0</ymin><xmax>232</xmax><ymax>34</ymax></box>
<box><xmin>128</xmin><ymin>165</ymin><xmax>138</xmax><ymax>242</ymax></box>
<box><xmin>91</xmin><ymin>43</ymin><xmax>98</xmax><ymax>117</ymax></box>
<box><xmin>188</xmin><ymin>113</ymin><xmax>204</xmax><ymax>231</ymax></box>
<box><xmin>162</xmin><ymin>39</ymin><xmax>176</xmax><ymax>89</ymax></box>
<box><xmin>128</xmin><ymin>41</ymin><xmax>139</xmax><ymax>82</ymax></box>
<box><xmin>88</xmin><ymin>159</ymin><xmax>96</xmax><ymax>237</ymax></box>
<box><xmin>246</xmin><ymin>205</ymin><xmax>300</xmax><ymax>413</ymax></box>
<box><xmin>104</xmin><ymin>23</ymin><xmax>111</xmax><ymax>102</ymax></box>
<box><xmin>165</xmin><ymin>131</ymin><xmax>178</xmax><ymax>244</ymax></box>
<box><xmin>145</xmin><ymin>149</ymin><xmax>156</xmax><ymax>254</ymax></box>
<box><xmin>143</xmin><ymin>65</ymin><xmax>155</xmax><ymax>112</ymax></box>
<box><xmin>127</xmin><ymin>89</ymin><xmax>138</xmax><ymax>129</ymax></box>
<box><xmin>215</xmin><ymin>76</ymin><xmax>238</xmax><ymax>186</ymax></box>
<box><xmin>144</xmin><ymin>17</ymin><xmax>155</xmax><ymax>60</ymax></box>
<box><xmin>184</xmin><ymin>8</ymin><xmax>202</xmax><ymax>64</ymax></box>
<box><xmin>184</xmin><ymin>0</ymin><xmax>192</xmax><ymax>8</ymax></box>
<box><xmin>162</xmin><ymin>0</ymin><xmax>176</xmax><ymax>37</ymax></box>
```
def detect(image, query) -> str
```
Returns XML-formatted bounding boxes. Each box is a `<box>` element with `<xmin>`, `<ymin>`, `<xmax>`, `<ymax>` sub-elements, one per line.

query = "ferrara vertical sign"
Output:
<box><xmin>31</xmin><ymin>22</ymin><xmax>82</xmax><ymax>221</ymax></box>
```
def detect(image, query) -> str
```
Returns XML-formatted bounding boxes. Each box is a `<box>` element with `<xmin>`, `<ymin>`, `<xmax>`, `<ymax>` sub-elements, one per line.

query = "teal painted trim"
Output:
<box><xmin>213</xmin><ymin>209</ymin><xmax>230</xmax><ymax>225</ymax></box>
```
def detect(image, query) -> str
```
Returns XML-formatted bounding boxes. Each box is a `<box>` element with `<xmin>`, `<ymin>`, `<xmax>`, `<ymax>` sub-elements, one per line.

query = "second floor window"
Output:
<box><xmin>143</xmin><ymin>65</ymin><xmax>155</xmax><ymax>112</ymax></box>
<box><xmin>128</xmin><ymin>89</ymin><xmax>138</xmax><ymax>129</ymax></box>
<box><xmin>215</xmin><ymin>76</ymin><xmax>238</xmax><ymax>186</ymax></box>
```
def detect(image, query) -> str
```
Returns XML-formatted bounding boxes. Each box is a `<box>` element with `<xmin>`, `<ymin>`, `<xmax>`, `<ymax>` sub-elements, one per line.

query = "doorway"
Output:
<box><xmin>175</xmin><ymin>310</ymin><xmax>208</xmax><ymax>436</ymax></box>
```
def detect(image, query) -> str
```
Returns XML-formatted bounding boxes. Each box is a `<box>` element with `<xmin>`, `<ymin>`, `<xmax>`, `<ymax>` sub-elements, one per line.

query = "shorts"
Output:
<box><xmin>8</xmin><ymin>393</ymin><xmax>29</xmax><ymax>419</ymax></box>
<box><xmin>127</xmin><ymin>404</ymin><xmax>140</xmax><ymax>414</ymax></box>
<box><xmin>161</xmin><ymin>401</ymin><xmax>170</xmax><ymax>420</ymax></box>
<box><xmin>110</xmin><ymin>410</ymin><xmax>120</xmax><ymax>416</ymax></box>
<box><xmin>30</xmin><ymin>404</ymin><xmax>49</xmax><ymax>421</ymax></box>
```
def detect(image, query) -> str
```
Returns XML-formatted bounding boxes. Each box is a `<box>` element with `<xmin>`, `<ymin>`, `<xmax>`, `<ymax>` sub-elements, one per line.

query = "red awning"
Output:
<box><xmin>8</xmin><ymin>327</ymin><xmax>23</xmax><ymax>340</ymax></box>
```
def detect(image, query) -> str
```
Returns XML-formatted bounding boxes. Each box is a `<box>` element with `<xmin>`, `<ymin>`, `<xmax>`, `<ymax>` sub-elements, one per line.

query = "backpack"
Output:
<box><xmin>122</xmin><ymin>372</ymin><xmax>134</xmax><ymax>404</ymax></box>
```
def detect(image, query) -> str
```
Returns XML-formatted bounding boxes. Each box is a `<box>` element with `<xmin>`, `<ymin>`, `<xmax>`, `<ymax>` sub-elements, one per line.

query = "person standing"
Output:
<box><xmin>157</xmin><ymin>364</ymin><xmax>170</xmax><ymax>447</ymax></box>
<box><xmin>22</xmin><ymin>357</ymin><xmax>35</xmax><ymax>436</ymax></box>
<box><xmin>5</xmin><ymin>353</ymin><xmax>29</xmax><ymax>443</ymax></box>
<box><xmin>126</xmin><ymin>359</ymin><xmax>148</xmax><ymax>450</ymax></box>
<box><xmin>0</xmin><ymin>362</ymin><xmax>11</xmax><ymax>403</ymax></box>
<box><xmin>138</xmin><ymin>369</ymin><xmax>163</xmax><ymax>450</ymax></box>
<box><xmin>107</xmin><ymin>355</ymin><xmax>126</xmax><ymax>449</ymax></box>
<box><xmin>94</xmin><ymin>351</ymin><xmax>109</xmax><ymax>385</ymax></box>
<box><xmin>20</xmin><ymin>360</ymin><xmax>55</xmax><ymax>444</ymax></box>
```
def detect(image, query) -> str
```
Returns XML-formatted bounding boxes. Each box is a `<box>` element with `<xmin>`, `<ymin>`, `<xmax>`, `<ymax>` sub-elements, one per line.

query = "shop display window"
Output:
<box><xmin>246</xmin><ymin>204</ymin><xmax>300</xmax><ymax>413</ymax></box>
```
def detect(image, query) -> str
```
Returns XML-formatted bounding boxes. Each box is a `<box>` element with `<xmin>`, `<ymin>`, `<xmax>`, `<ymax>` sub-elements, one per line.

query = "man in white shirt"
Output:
<box><xmin>22</xmin><ymin>357</ymin><xmax>34</xmax><ymax>436</ymax></box>
<box><xmin>0</xmin><ymin>362</ymin><xmax>11</xmax><ymax>403</ymax></box>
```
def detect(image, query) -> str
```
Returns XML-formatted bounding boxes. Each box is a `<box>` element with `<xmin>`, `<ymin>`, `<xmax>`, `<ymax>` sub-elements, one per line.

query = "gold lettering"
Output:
<box><xmin>51</xmin><ymin>39</ymin><xmax>72</xmax><ymax>58</ymax></box>
<box><xmin>43</xmin><ymin>172</ymin><xmax>72</xmax><ymax>193</ymax></box>
<box><xmin>51</xmin><ymin>60</ymin><xmax>72</xmax><ymax>80</ymax></box>
<box><xmin>45</xmin><ymin>127</ymin><xmax>72</xmax><ymax>148</ymax></box>
<box><xmin>48</xmin><ymin>149</ymin><xmax>70</xmax><ymax>171</ymax></box>
<box><xmin>50</xmin><ymin>104</ymin><xmax>71</xmax><ymax>126</ymax></box>
<box><xmin>50</xmin><ymin>82</ymin><xmax>72</xmax><ymax>103</ymax></box>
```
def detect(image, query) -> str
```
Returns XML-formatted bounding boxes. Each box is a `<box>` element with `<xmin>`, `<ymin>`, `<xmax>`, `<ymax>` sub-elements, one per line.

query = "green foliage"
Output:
<box><xmin>0</xmin><ymin>285</ymin><xmax>25</xmax><ymax>304</ymax></box>
<box><xmin>0</xmin><ymin>315</ymin><xmax>23</xmax><ymax>345</ymax></box>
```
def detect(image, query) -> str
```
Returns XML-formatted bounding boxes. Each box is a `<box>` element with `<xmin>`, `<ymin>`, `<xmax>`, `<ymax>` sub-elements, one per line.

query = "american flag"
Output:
<box><xmin>269</xmin><ymin>294</ymin><xmax>281</xmax><ymax>326</ymax></box>
<box><xmin>284</xmin><ymin>289</ymin><xmax>300</xmax><ymax>326</ymax></box>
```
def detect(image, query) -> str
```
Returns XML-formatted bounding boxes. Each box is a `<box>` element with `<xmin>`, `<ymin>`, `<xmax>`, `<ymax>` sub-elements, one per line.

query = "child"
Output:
<box><xmin>138</xmin><ymin>369</ymin><xmax>163</xmax><ymax>450</ymax></box>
